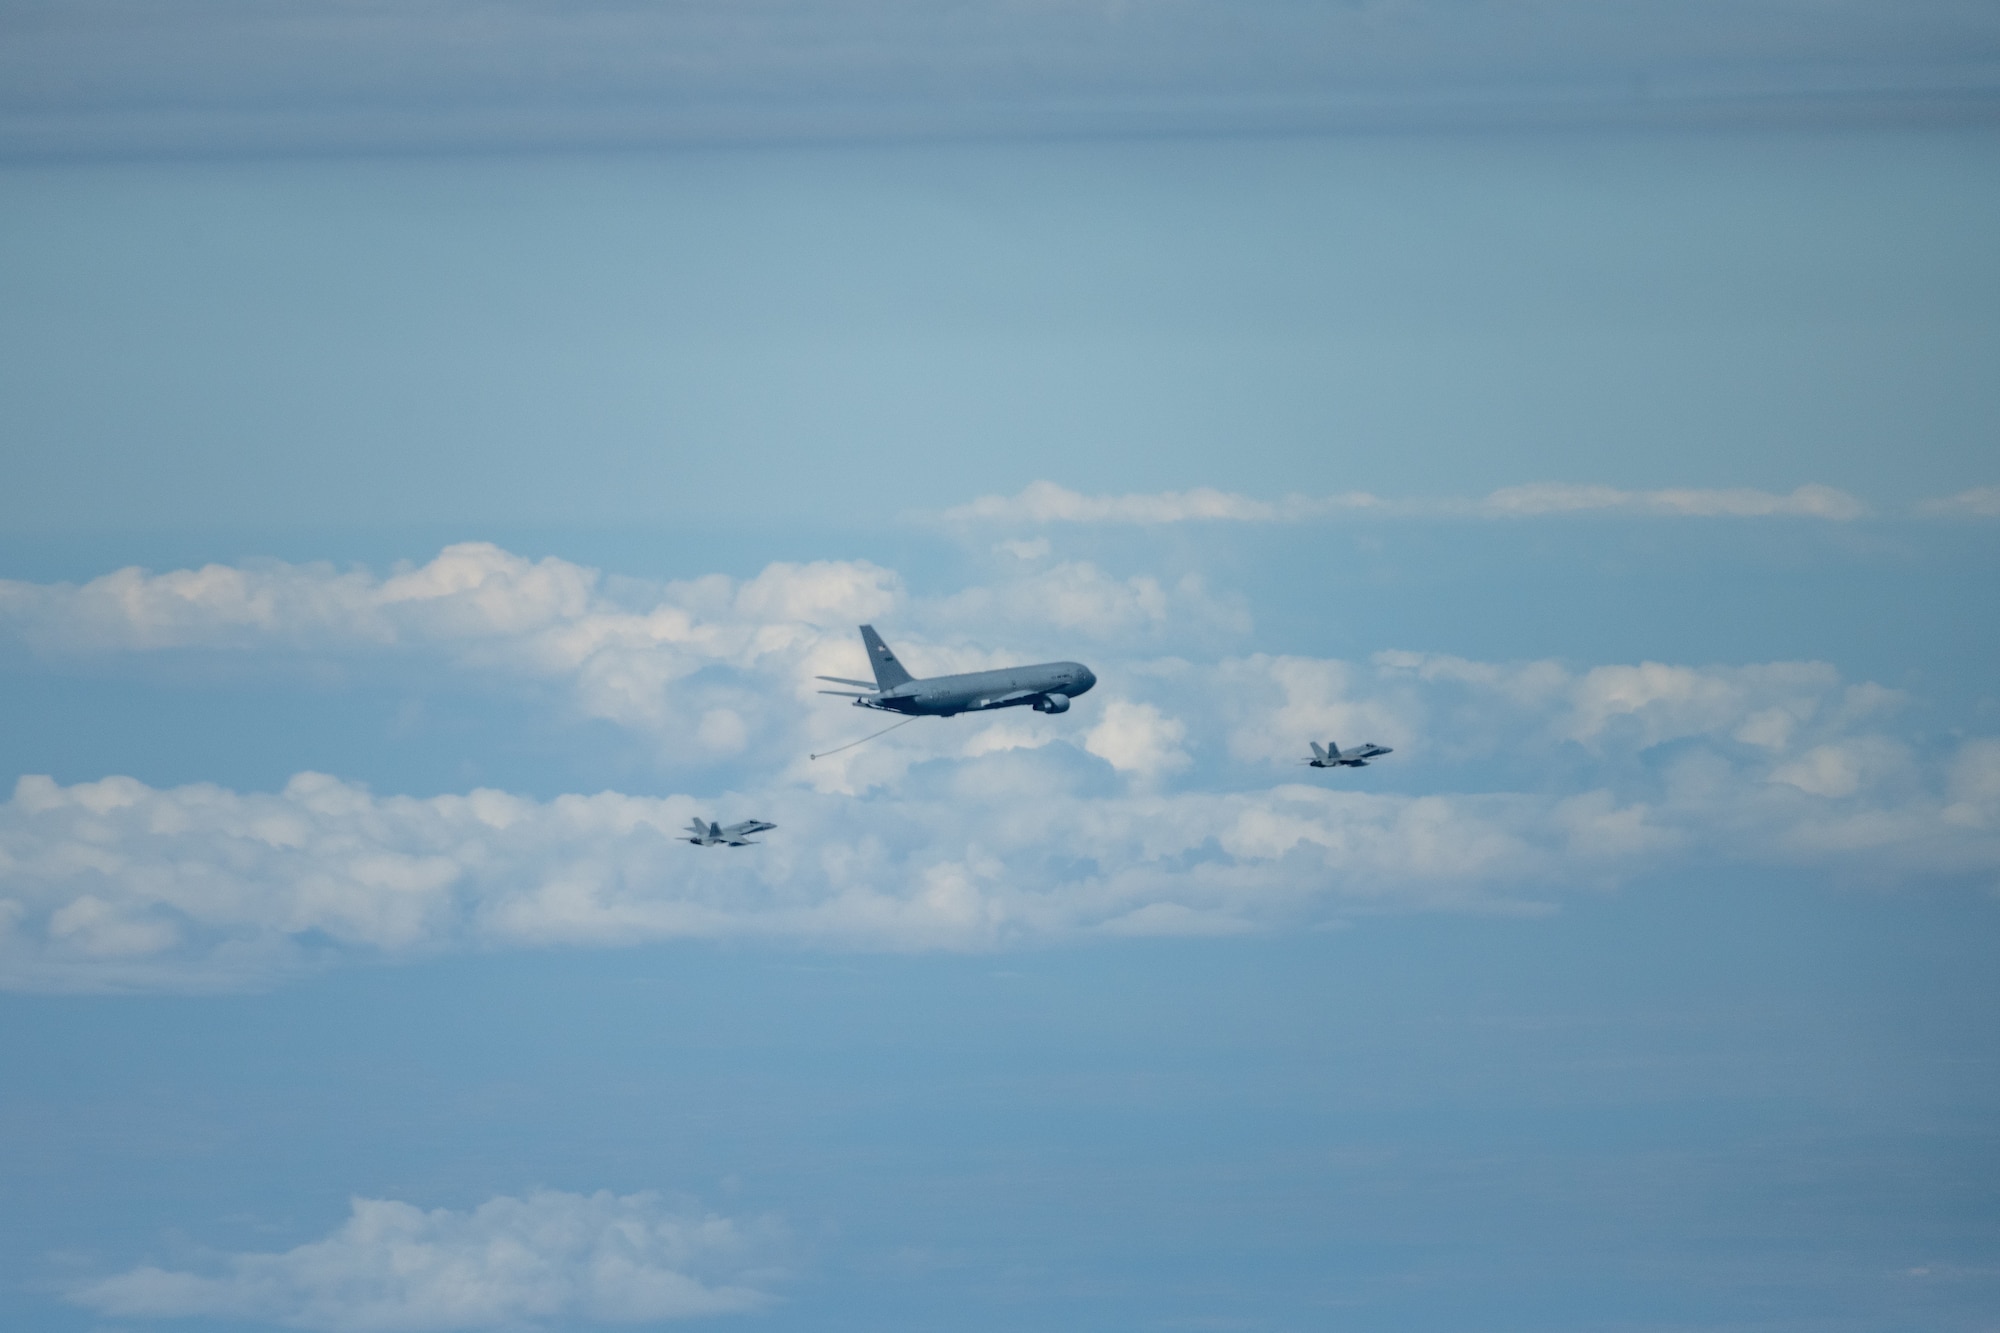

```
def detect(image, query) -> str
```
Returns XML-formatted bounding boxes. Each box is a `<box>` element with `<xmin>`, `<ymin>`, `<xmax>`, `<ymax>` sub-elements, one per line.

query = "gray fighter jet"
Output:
<box><xmin>817</xmin><ymin>625</ymin><xmax>1096</xmax><ymax>717</ymax></box>
<box><xmin>1306</xmin><ymin>740</ymin><xmax>1392</xmax><ymax>768</ymax></box>
<box><xmin>681</xmin><ymin>817</ymin><xmax>776</xmax><ymax>847</ymax></box>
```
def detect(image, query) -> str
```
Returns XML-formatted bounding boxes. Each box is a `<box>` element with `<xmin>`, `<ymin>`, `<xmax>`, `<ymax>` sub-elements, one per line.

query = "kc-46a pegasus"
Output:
<box><xmin>1305</xmin><ymin>740</ymin><xmax>1392</xmax><ymax>768</ymax></box>
<box><xmin>818</xmin><ymin>625</ymin><xmax>1096</xmax><ymax>717</ymax></box>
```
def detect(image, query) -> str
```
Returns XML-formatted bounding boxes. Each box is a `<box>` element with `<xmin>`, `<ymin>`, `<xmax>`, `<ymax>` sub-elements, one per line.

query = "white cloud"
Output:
<box><xmin>1222</xmin><ymin>656</ymin><xmax>1414</xmax><ymax>767</ymax></box>
<box><xmin>0</xmin><ymin>544</ymin><xmax>1261</xmax><ymax>777</ymax></box>
<box><xmin>930</xmin><ymin>560</ymin><xmax>1248</xmax><ymax>641</ymax></box>
<box><xmin>1475</xmin><ymin>482</ymin><xmax>1866</xmax><ymax>519</ymax></box>
<box><xmin>1770</xmin><ymin>744</ymin><xmax>1864</xmax><ymax>798</ymax></box>
<box><xmin>0</xmin><ymin>537</ymin><xmax>1889</xmax><ymax>797</ymax></box>
<box><xmin>994</xmin><ymin>537</ymin><xmax>1051</xmax><ymax>561</ymax></box>
<box><xmin>1917</xmin><ymin>486</ymin><xmax>2000</xmax><ymax>517</ymax></box>
<box><xmin>959</xmin><ymin>719</ymin><xmax>1057</xmax><ymax>760</ymax></box>
<box><xmin>940</xmin><ymin>480</ymin><xmax>1866</xmax><ymax>525</ymax></box>
<box><xmin>1198</xmin><ymin>647</ymin><xmax>1999</xmax><ymax>872</ymax></box>
<box><xmin>940</xmin><ymin>480</ymin><xmax>1377</xmax><ymax>525</ymax></box>
<box><xmin>0</xmin><ymin>766</ymin><xmax>1605</xmax><ymax>989</ymax></box>
<box><xmin>1942</xmin><ymin>739</ymin><xmax>2000</xmax><ymax>831</ymax></box>
<box><xmin>2</xmin><ymin>544</ymin><xmax>1995</xmax><ymax>990</ymax></box>
<box><xmin>0</xmin><ymin>543</ymin><xmax>893</xmax><ymax>664</ymax></box>
<box><xmin>1561</xmin><ymin>661</ymin><xmax>1849</xmax><ymax>749</ymax></box>
<box><xmin>70</xmin><ymin>1189</ymin><xmax>780</xmax><ymax>1331</ymax></box>
<box><xmin>1084</xmin><ymin>700</ymin><xmax>1192</xmax><ymax>775</ymax></box>
<box><xmin>0</xmin><ymin>547</ymin><xmax>1050</xmax><ymax>760</ymax></box>
<box><xmin>1336</xmin><ymin>652</ymin><xmax>1897</xmax><ymax>764</ymax></box>
<box><xmin>5</xmin><ymin>659</ymin><xmax>1997</xmax><ymax>992</ymax></box>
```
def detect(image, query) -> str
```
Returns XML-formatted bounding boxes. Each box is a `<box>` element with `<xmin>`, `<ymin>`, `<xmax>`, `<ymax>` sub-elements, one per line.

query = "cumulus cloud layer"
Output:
<box><xmin>0</xmin><ymin>766</ymin><xmax>1609</xmax><ymax>988</ymax></box>
<box><xmin>4</xmin><ymin>639</ymin><xmax>1995</xmax><ymax>991</ymax></box>
<box><xmin>942</xmin><ymin>481</ymin><xmax>1869</xmax><ymax>525</ymax></box>
<box><xmin>0</xmin><ymin>542</ymin><xmax>1240</xmax><ymax>766</ymax></box>
<box><xmin>69</xmin><ymin>1189</ymin><xmax>779</xmax><ymax>1331</ymax></box>
<box><xmin>3</xmin><ymin>539</ymin><xmax>1996</xmax><ymax>991</ymax></box>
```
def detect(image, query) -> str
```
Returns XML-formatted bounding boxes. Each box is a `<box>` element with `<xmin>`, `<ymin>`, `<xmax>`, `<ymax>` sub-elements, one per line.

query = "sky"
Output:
<box><xmin>3</xmin><ymin>4</ymin><xmax>2000</xmax><ymax>1331</ymax></box>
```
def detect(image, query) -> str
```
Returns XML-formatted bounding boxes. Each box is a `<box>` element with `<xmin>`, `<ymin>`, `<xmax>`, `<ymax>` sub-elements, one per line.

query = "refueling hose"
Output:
<box><xmin>809</xmin><ymin>716</ymin><xmax>918</xmax><ymax>761</ymax></box>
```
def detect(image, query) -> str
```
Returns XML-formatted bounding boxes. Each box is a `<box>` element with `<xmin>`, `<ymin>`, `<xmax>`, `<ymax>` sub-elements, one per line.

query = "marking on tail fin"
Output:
<box><xmin>857</xmin><ymin>624</ymin><xmax>915</xmax><ymax>690</ymax></box>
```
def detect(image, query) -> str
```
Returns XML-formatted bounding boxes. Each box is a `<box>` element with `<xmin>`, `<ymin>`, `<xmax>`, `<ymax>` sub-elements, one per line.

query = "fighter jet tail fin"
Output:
<box><xmin>1310</xmin><ymin>741</ymin><xmax>1328</xmax><ymax>762</ymax></box>
<box><xmin>858</xmin><ymin>624</ymin><xmax>915</xmax><ymax>690</ymax></box>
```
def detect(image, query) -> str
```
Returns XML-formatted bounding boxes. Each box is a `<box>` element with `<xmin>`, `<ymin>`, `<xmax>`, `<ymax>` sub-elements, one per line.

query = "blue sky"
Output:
<box><xmin>6</xmin><ymin>131</ymin><xmax>2000</xmax><ymax>540</ymax></box>
<box><xmin>3</xmin><ymin>5</ymin><xmax>2000</xmax><ymax>1330</ymax></box>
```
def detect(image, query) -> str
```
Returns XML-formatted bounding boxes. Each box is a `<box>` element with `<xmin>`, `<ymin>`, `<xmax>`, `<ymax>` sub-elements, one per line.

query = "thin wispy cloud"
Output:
<box><xmin>942</xmin><ymin>483</ymin><xmax>1382</xmax><ymax>525</ymax></box>
<box><xmin>70</xmin><ymin>1190</ymin><xmax>781</xmax><ymax>1331</ymax></box>
<box><xmin>942</xmin><ymin>481</ymin><xmax>1870</xmax><ymax>526</ymax></box>
<box><xmin>7</xmin><ymin>0</ymin><xmax>1996</xmax><ymax>157</ymax></box>
<box><xmin>1917</xmin><ymin>486</ymin><xmax>2000</xmax><ymax>517</ymax></box>
<box><xmin>1478</xmin><ymin>482</ymin><xmax>1867</xmax><ymax>519</ymax></box>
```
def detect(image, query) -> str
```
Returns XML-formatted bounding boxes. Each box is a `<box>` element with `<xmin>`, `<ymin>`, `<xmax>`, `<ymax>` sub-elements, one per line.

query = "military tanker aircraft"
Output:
<box><xmin>817</xmin><ymin>625</ymin><xmax>1095</xmax><ymax>717</ymax></box>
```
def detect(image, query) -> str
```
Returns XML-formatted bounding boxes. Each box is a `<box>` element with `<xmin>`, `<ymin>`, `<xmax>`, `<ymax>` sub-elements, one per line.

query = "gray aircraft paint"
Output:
<box><xmin>819</xmin><ymin>625</ymin><xmax>1096</xmax><ymax>718</ymax></box>
<box><xmin>682</xmin><ymin>817</ymin><xmax>777</xmax><ymax>846</ymax></box>
<box><xmin>1307</xmin><ymin>741</ymin><xmax>1392</xmax><ymax>768</ymax></box>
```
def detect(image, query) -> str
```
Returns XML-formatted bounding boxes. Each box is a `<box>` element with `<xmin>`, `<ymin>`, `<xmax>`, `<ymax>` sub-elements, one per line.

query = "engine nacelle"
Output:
<box><xmin>1034</xmin><ymin>693</ymin><xmax>1070</xmax><ymax>714</ymax></box>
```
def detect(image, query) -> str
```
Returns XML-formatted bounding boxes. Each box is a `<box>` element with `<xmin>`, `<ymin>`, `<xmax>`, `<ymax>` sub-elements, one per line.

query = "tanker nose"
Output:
<box><xmin>1075</xmin><ymin>666</ymin><xmax>1097</xmax><ymax>695</ymax></box>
